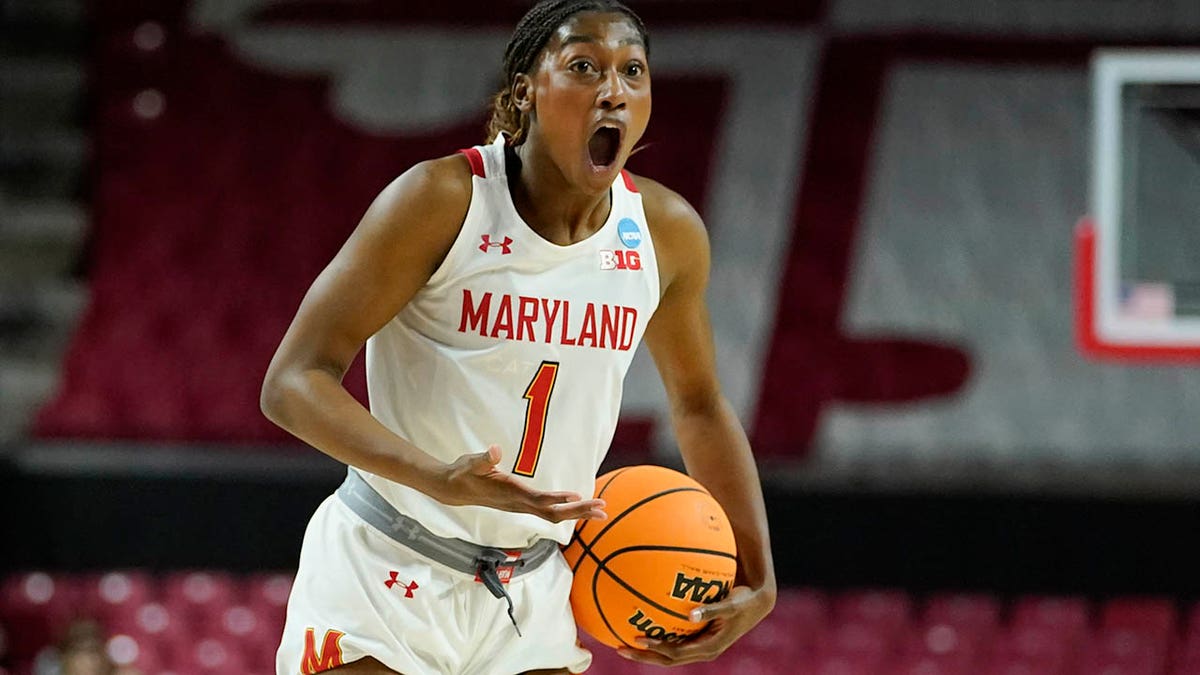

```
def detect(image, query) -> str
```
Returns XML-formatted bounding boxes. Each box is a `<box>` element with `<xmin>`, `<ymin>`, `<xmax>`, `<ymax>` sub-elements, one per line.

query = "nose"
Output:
<box><xmin>596</xmin><ymin>68</ymin><xmax>627</xmax><ymax>110</ymax></box>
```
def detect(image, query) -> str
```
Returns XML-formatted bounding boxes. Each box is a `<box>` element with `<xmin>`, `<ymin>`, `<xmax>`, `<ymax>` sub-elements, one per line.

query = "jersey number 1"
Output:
<box><xmin>513</xmin><ymin>361</ymin><xmax>559</xmax><ymax>477</ymax></box>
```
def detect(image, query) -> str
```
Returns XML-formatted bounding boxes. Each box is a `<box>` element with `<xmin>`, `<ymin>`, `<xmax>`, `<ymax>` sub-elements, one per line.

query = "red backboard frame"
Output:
<box><xmin>1074</xmin><ymin>218</ymin><xmax>1200</xmax><ymax>362</ymax></box>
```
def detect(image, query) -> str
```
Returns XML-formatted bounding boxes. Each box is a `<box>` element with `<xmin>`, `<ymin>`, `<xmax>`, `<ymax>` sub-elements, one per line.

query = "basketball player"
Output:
<box><xmin>261</xmin><ymin>1</ymin><xmax>775</xmax><ymax>673</ymax></box>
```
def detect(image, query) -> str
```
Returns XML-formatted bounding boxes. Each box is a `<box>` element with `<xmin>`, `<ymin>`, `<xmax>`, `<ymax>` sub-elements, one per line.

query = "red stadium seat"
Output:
<box><xmin>580</xmin><ymin>639</ymin><xmax>628</xmax><ymax>674</ymax></box>
<box><xmin>8</xmin><ymin>573</ymin><xmax>1199</xmax><ymax>675</ymax></box>
<box><xmin>242</xmin><ymin>572</ymin><xmax>293</xmax><ymax>627</ymax></box>
<box><xmin>623</xmin><ymin>660</ymin><xmax>691</xmax><ymax>675</ymax></box>
<box><xmin>741</xmin><ymin>591</ymin><xmax>825</xmax><ymax>655</ymax></box>
<box><xmin>902</xmin><ymin>622</ymin><xmax>983</xmax><ymax>661</ymax></box>
<box><xmin>162</xmin><ymin>571</ymin><xmax>236</xmax><ymax>622</ymax></box>
<box><xmin>923</xmin><ymin>593</ymin><xmax>1001</xmax><ymax>634</ymax></box>
<box><xmin>984</xmin><ymin>656</ymin><xmax>1064</xmax><ymax>675</ymax></box>
<box><xmin>0</xmin><ymin>573</ymin><xmax>81</xmax><ymax>662</ymax></box>
<box><xmin>244</xmin><ymin>644</ymin><xmax>280</xmax><ymax>675</ymax></box>
<box><xmin>79</xmin><ymin>571</ymin><xmax>156</xmax><ymax>623</ymax></box>
<box><xmin>1011</xmin><ymin>596</ymin><xmax>1090</xmax><ymax>643</ymax></box>
<box><xmin>749</xmin><ymin>589</ymin><xmax>826</xmax><ymax>655</ymax></box>
<box><xmin>1101</xmin><ymin>597</ymin><xmax>1178</xmax><ymax>637</ymax></box>
<box><xmin>106</xmin><ymin>601</ymin><xmax>189</xmax><ymax>656</ymax></box>
<box><xmin>1181</xmin><ymin>631</ymin><xmax>1200</xmax><ymax>656</ymax></box>
<box><xmin>705</xmin><ymin>652</ymin><xmax>790</xmax><ymax>675</ymax></box>
<box><xmin>105</xmin><ymin>632</ymin><xmax>166</xmax><ymax>674</ymax></box>
<box><xmin>884</xmin><ymin>652</ymin><xmax>971</xmax><ymax>675</ymax></box>
<box><xmin>243</xmin><ymin>572</ymin><xmax>293</xmax><ymax>601</ymax></box>
<box><xmin>740</xmin><ymin>615</ymin><xmax>810</xmax><ymax>656</ymax></box>
<box><xmin>776</xmin><ymin>588</ymin><xmax>831</xmax><ymax>628</ymax></box>
<box><xmin>834</xmin><ymin>590</ymin><xmax>913</xmax><ymax>637</ymax></box>
<box><xmin>1080</xmin><ymin>627</ymin><xmax>1169</xmax><ymax>674</ymax></box>
<box><xmin>33</xmin><ymin>5</ymin><xmax>395</xmax><ymax>442</ymax></box>
<box><xmin>172</xmin><ymin>635</ymin><xmax>249</xmax><ymax>674</ymax></box>
<box><xmin>216</xmin><ymin>603</ymin><xmax>279</xmax><ymax>669</ymax></box>
<box><xmin>217</xmin><ymin>604</ymin><xmax>271</xmax><ymax>640</ymax></box>
<box><xmin>1175</xmin><ymin>653</ymin><xmax>1200</xmax><ymax>675</ymax></box>
<box><xmin>814</xmin><ymin>620</ymin><xmax>895</xmax><ymax>661</ymax></box>
<box><xmin>1077</xmin><ymin>660</ymin><xmax>1159</xmax><ymax>675</ymax></box>
<box><xmin>795</xmin><ymin>652</ymin><xmax>883</xmax><ymax>675</ymax></box>
<box><xmin>989</xmin><ymin>624</ymin><xmax>1072</xmax><ymax>673</ymax></box>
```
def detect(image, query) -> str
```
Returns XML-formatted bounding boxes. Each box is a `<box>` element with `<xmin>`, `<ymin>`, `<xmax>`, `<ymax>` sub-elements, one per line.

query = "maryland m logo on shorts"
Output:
<box><xmin>301</xmin><ymin>628</ymin><xmax>345</xmax><ymax>674</ymax></box>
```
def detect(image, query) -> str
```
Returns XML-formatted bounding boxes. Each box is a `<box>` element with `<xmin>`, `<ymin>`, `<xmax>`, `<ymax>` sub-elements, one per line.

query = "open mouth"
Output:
<box><xmin>588</xmin><ymin>126</ymin><xmax>621</xmax><ymax>168</ymax></box>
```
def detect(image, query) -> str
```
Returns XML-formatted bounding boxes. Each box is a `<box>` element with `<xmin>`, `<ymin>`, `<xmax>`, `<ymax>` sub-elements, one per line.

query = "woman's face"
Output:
<box><xmin>525</xmin><ymin>11</ymin><xmax>651</xmax><ymax>193</ymax></box>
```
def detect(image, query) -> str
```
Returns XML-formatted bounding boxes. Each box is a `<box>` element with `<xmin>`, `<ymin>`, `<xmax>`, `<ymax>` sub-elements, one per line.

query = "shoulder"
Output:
<box><xmin>338</xmin><ymin>152</ymin><xmax>477</xmax><ymax>283</ymax></box>
<box><xmin>633</xmin><ymin>174</ymin><xmax>706</xmax><ymax>245</ymax></box>
<box><xmin>373</xmin><ymin>153</ymin><xmax>474</xmax><ymax>226</ymax></box>
<box><xmin>627</xmin><ymin>173</ymin><xmax>710</xmax><ymax>290</ymax></box>
<box><xmin>357</xmin><ymin>153</ymin><xmax>474</xmax><ymax>261</ymax></box>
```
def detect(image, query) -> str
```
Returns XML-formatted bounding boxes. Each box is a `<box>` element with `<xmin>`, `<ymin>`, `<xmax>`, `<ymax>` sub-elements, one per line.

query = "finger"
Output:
<box><xmin>469</xmin><ymin>444</ymin><xmax>503</xmax><ymax>474</ymax></box>
<box><xmin>543</xmin><ymin>499</ymin><xmax>608</xmax><ymax>523</ymax></box>
<box><xmin>689</xmin><ymin>592</ymin><xmax>745</xmax><ymax>623</ymax></box>
<box><xmin>633</xmin><ymin>637</ymin><xmax>679</xmax><ymax>658</ymax></box>
<box><xmin>537</xmin><ymin>490</ymin><xmax>586</xmax><ymax>503</ymax></box>
<box><xmin>690</xmin><ymin>604</ymin><xmax>729</xmax><ymax>623</ymax></box>
<box><xmin>639</xmin><ymin>627</ymin><xmax>725</xmax><ymax>662</ymax></box>
<box><xmin>541</xmin><ymin>500</ymin><xmax>607</xmax><ymax>520</ymax></box>
<box><xmin>535</xmin><ymin>493</ymin><xmax>606</xmax><ymax>513</ymax></box>
<box><xmin>548</xmin><ymin>498</ymin><xmax>607</xmax><ymax>514</ymax></box>
<box><xmin>617</xmin><ymin>647</ymin><xmax>673</xmax><ymax>666</ymax></box>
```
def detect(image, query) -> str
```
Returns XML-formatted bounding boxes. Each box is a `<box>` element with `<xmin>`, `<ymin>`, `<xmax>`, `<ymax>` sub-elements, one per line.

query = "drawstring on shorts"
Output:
<box><xmin>475</xmin><ymin>548</ymin><xmax>525</xmax><ymax>637</ymax></box>
<box><xmin>336</xmin><ymin>470</ymin><xmax>558</xmax><ymax>639</ymax></box>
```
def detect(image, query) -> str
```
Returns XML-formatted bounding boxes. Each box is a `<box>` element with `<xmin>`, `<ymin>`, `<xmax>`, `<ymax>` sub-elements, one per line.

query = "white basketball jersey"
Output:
<box><xmin>361</xmin><ymin>135</ymin><xmax>661</xmax><ymax>548</ymax></box>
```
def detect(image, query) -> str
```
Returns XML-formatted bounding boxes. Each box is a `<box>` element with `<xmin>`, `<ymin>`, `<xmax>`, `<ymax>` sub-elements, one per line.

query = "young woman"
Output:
<box><xmin>262</xmin><ymin>1</ymin><xmax>775</xmax><ymax>673</ymax></box>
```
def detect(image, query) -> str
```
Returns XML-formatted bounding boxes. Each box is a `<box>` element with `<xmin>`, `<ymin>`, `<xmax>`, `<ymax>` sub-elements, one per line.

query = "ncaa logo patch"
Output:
<box><xmin>617</xmin><ymin>218</ymin><xmax>642</xmax><ymax>249</ymax></box>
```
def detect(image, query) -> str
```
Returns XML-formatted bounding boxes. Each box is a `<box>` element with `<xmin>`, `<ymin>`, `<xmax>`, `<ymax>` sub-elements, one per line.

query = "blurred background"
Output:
<box><xmin>1</xmin><ymin>0</ymin><xmax>1199</xmax><ymax>674</ymax></box>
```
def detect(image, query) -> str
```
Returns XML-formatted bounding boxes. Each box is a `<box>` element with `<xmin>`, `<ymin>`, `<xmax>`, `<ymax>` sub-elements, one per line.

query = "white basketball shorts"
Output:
<box><xmin>276</xmin><ymin>495</ymin><xmax>592</xmax><ymax>675</ymax></box>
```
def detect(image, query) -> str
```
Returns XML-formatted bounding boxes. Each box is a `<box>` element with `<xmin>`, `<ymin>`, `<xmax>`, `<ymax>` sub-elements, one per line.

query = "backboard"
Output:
<box><xmin>1076</xmin><ymin>50</ymin><xmax>1200</xmax><ymax>361</ymax></box>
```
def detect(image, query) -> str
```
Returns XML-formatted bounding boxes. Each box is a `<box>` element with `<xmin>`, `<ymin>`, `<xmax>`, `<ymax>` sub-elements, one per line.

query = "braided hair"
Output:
<box><xmin>486</xmin><ymin>0</ymin><xmax>649</xmax><ymax>146</ymax></box>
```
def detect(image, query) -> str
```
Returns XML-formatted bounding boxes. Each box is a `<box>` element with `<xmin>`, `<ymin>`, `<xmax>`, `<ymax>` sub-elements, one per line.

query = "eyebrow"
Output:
<box><xmin>560</xmin><ymin>34</ymin><xmax>645</xmax><ymax>49</ymax></box>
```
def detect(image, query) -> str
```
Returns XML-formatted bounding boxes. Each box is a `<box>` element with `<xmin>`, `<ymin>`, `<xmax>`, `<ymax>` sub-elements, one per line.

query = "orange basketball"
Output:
<box><xmin>562</xmin><ymin>465</ymin><xmax>737</xmax><ymax>649</ymax></box>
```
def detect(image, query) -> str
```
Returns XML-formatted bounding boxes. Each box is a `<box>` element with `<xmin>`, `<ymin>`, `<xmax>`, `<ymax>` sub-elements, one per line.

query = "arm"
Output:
<box><xmin>260</xmin><ymin>156</ymin><xmax>605</xmax><ymax>523</ymax></box>
<box><xmin>622</xmin><ymin>178</ymin><xmax>776</xmax><ymax>664</ymax></box>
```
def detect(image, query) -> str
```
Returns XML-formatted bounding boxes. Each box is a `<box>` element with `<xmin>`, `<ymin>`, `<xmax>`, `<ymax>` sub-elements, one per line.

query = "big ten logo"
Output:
<box><xmin>627</xmin><ymin>609</ymin><xmax>688</xmax><ymax>643</ymax></box>
<box><xmin>670</xmin><ymin>573</ymin><xmax>731</xmax><ymax>604</ymax></box>
<box><xmin>599</xmin><ymin>250</ymin><xmax>641</xmax><ymax>271</ymax></box>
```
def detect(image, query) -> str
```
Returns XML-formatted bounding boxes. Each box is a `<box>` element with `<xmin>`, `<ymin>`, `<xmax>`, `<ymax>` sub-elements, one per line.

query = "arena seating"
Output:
<box><xmin>2</xmin><ymin>573</ymin><xmax>1199</xmax><ymax>675</ymax></box>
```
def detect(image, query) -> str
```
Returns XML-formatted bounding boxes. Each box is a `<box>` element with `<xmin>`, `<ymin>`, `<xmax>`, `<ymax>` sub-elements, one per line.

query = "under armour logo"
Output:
<box><xmin>389</xmin><ymin>515</ymin><xmax>421</xmax><ymax>539</ymax></box>
<box><xmin>480</xmin><ymin>234</ymin><xmax>513</xmax><ymax>254</ymax></box>
<box><xmin>384</xmin><ymin>571</ymin><xmax>419</xmax><ymax>598</ymax></box>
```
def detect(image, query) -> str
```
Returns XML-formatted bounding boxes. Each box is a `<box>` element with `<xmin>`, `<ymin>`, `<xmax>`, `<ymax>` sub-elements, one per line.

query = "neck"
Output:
<box><xmin>511</xmin><ymin>135</ymin><xmax>611</xmax><ymax>246</ymax></box>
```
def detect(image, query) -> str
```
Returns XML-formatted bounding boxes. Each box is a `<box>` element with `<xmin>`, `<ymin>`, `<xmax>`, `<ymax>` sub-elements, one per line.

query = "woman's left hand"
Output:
<box><xmin>616</xmin><ymin>584</ymin><xmax>776</xmax><ymax>667</ymax></box>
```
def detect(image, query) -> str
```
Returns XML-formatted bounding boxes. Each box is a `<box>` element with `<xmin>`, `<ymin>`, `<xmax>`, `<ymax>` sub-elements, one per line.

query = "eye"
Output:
<box><xmin>569</xmin><ymin>59</ymin><xmax>597</xmax><ymax>74</ymax></box>
<box><xmin>625</xmin><ymin>62</ymin><xmax>645</xmax><ymax>77</ymax></box>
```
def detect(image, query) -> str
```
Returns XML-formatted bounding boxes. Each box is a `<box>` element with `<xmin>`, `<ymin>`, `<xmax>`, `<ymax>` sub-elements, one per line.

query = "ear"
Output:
<box><xmin>512</xmin><ymin>73</ymin><xmax>535</xmax><ymax>114</ymax></box>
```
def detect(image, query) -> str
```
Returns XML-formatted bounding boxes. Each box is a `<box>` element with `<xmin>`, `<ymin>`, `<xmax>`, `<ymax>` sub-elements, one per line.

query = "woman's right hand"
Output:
<box><xmin>431</xmin><ymin>445</ymin><xmax>608</xmax><ymax>524</ymax></box>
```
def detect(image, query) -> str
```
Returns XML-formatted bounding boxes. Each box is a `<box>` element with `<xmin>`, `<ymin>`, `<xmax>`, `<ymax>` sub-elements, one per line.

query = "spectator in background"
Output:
<box><xmin>36</xmin><ymin>619</ymin><xmax>139</xmax><ymax>675</ymax></box>
<box><xmin>52</xmin><ymin>620</ymin><xmax>111</xmax><ymax>675</ymax></box>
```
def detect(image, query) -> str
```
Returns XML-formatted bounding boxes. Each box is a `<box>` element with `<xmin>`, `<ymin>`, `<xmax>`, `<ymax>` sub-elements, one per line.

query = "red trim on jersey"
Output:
<box><xmin>620</xmin><ymin>170</ymin><xmax>639</xmax><ymax>193</ymax></box>
<box><xmin>459</xmin><ymin>148</ymin><xmax>486</xmax><ymax>178</ymax></box>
